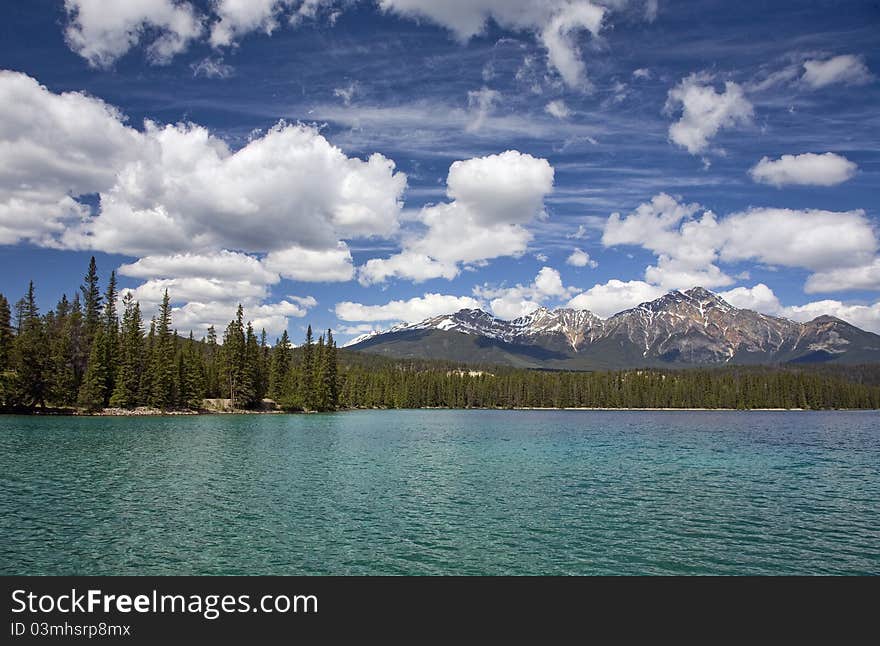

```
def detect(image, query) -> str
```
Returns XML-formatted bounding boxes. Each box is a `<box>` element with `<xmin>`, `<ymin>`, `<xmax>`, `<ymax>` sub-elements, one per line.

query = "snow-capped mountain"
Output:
<box><xmin>346</xmin><ymin>287</ymin><xmax>880</xmax><ymax>369</ymax></box>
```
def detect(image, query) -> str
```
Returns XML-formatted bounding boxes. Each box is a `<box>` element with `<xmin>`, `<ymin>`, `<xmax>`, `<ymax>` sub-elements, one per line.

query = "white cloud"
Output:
<box><xmin>333</xmin><ymin>82</ymin><xmax>358</xmax><ymax>106</ymax></box>
<box><xmin>545</xmin><ymin>99</ymin><xmax>571</xmax><ymax>119</ymax></box>
<box><xmin>632</xmin><ymin>67</ymin><xmax>651</xmax><ymax>79</ymax></box>
<box><xmin>362</xmin><ymin>150</ymin><xmax>554</xmax><ymax>283</ymax></box>
<box><xmin>782</xmin><ymin>300</ymin><xmax>880</xmax><ymax>334</ymax></box>
<box><xmin>64</xmin><ymin>0</ymin><xmax>203</xmax><ymax>68</ymax></box>
<box><xmin>59</xmin><ymin>120</ymin><xmax>406</xmax><ymax>256</ymax></box>
<box><xmin>801</xmin><ymin>54</ymin><xmax>874</xmax><ymax>89</ymax></box>
<box><xmin>749</xmin><ymin>153</ymin><xmax>857</xmax><ymax>187</ymax></box>
<box><xmin>475</xmin><ymin>266</ymin><xmax>578</xmax><ymax>319</ymax></box>
<box><xmin>0</xmin><ymin>71</ymin><xmax>142</xmax><ymax>246</ymax></box>
<box><xmin>118</xmin><ymin>251</ymin><xmax>279</xmax><ymax>284</ymax></box>
<box><xmin>720</xmin><ymin>283</ymin><xmax>880</xmax><ymax>334</ymax></box>
<box><xmin>358</xmin><ymin>252</ymin><xmax>458</xmax><ymax>285</ymax></box>
<box><xmin>804</xmin><ymin>258</ymin><xmax>880</xmax><ymax>294</ymax></box>
<box><xmin>191</xmin><ymin>57</ymin><xmax>234</xmax><ymax>79</ymax></box>
<box><xmin>378</xmin><ymin>1</ymin><xmax>607</xmax><ymax>89</ymax></box>
<box><xmin>467</xmin><ymin>87</ymin><xmax>502</xmax><ymax>132</ymax></box>
<box><xmin>566</xmin><ymin>248</ymin><xmax>597</xmax><ymax>267</ymax></box>
<box><xmin>718</xmin><ymin>283</ymin><xmax>783</xmax><ymax>314</ymax></box>
<box><xmin>170</xmin><ymin>298</ymin><xmax>315</xmax><ymax>338</ymax></box>
<box><xmin>665</xmin><ymin>73</ymin><xmax>754</xmax><ymax>155</ymax></box>
<box><xmin>209</xmin><ymin>0</ymin><xmax>297</xmax><ymax>48</ymax></box>
<box><xmin>335</xmin><ymin>293</ymin><xmax>483</xmax><ymax>324</ymax></box>
<box><xmin>566</xmin><ymin>279</ymin><xmax>664</xmax><ymax>318</ymax></box>
<box><xmin>263</xmin><ymin>243</ymin><xmax>355</xmax><ymax>282</ymax></box>
<box><xmin>602</xmin><ymin>193</ymin><xmax>878</xmax><ymax>293</ymax></box>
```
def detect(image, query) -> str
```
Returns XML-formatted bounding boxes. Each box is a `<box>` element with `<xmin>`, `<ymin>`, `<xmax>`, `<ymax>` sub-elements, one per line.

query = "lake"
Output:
<box><xmin>1</xmin><ymin>410</ymin><xmax>878</xmax><ymax>575</ymax></box>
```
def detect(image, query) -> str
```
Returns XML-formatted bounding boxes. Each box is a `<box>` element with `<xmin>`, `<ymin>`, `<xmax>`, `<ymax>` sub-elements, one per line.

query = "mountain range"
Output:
<box><xmin>346</xmin><ymin>287</ymin><xmax>880</xmax><ymax>369</ymax></box>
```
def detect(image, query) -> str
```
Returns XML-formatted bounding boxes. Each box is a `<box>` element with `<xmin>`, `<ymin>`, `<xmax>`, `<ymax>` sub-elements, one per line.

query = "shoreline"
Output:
<box><xmin>2</xmin><ymin>406</ymin><xmax>878</xmax><ymax>416</ymax></box>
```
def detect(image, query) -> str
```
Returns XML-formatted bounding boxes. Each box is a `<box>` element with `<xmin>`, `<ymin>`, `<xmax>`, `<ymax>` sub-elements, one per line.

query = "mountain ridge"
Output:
<box><xmin>346</xmin><ymin>287</ymin><xmax>880</xmax><ymax>369</ymax></box>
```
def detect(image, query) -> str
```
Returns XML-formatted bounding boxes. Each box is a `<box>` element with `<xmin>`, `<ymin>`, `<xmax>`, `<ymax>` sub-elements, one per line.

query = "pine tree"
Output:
<box><xmin>80</xmin><ymin>256</ymin><xmax>102</xmax><ymax>361</ymax></box>
<box><xmin>183</xmin><ymin>332</ymin><xmax>206</xmax><ymax>409</ymax></box>
<box><xmin>299</xmin><ymin>325</ymin><xmax>315</xmax><ymax>410</ymax></box>
<box><xmin>204</xmin><ymin>325</ymin><xmax>219</xmax><ymax>397</ymax></box>
<box><xmin>244</xmin><ymin>323</ymin><xmax>260</xmax><ymax>407</ymax></box>
<box><xmin>326</xmin><ymin>329</ymin><xmax>339</xmax><ymax>409</ymax></box>
<box><xmin>220</xmin><ymin>305</ymin><xmax>250</xmax><ymax>408</ymax></box>
<box><xmin>150</xmin><ymin>290</ymin><xmax>176</xmax><ymax>409</ymax></box>
<box><xmin>49</xmin><ymin>295</ymin><xmax>77</xmax><ymax>406</ymax></box>
<box><xmin>314</xmin><ymin>333</ymin><xmax>329</xmax><ymax>411</ymax></box>
<box><xmin>78</xmin><ymin>328</ymin><xmax>108</xmax><ymax>411</ymax></box>
<box><xmin>268</xmin><ymin>330</ymin><xmax>291</xmax><ymax>401</ymax></box>
<box><xmin>110</xmin><ymin>293</ymin><xmax>144</xmax><ymax>408</ymax></box>
<box><xmin>101</xmin><ymin>270</ymin><xmax>119</xmax><ymax>404</ymax></box>
<box><xmin>0</xmin><ymin>293</ymin><xmax>11</xmax><ymax>371</ymax></box>
<box><xmin>14</xmin><ymin>282</ymin><xmax>49</xmax><ymax>409</ymax></box>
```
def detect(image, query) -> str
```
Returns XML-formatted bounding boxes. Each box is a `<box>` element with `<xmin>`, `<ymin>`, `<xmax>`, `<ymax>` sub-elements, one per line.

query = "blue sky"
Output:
<box><xmin>1</xmin><ymin>0</ymin><xmax>878</xmax><ymax>342</ymax></box>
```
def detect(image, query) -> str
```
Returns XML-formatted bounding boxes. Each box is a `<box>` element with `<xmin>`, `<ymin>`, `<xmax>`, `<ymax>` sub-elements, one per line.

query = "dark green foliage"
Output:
<box><xmin>220</xmin><ymin>305</ymin><xmax>254</xmax><ymax>408</ymax></box>
<box><xmin>13</xmin><ymin>282</ymin><xmax>49</xmax><ymax>409</ymax></box>
<box><xmin>0</xmin><ymin>293</ymin><xmax>11</xmax><ymax>371</ymax></box>
<box><xmin>80</xmin><ymin>256</ymin><xmax>102</xmax><ymax>363</ymax></box>
<box><xmin>149</xmin><ymin>290</ymin><xmax>176</xmax><ymax>410</ymax></box>
<box><xmin>0</xmin><ymin>258</ymin><xmax>877</xmax><ymax>414</ymax></box>
<box><xmin>110</xmin><ymin>294</ymin><xmax>144</xmax><ymax>408</ymax></box>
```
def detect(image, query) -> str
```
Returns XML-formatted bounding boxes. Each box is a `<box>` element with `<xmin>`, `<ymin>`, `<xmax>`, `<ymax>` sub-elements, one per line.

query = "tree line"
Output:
<box><xmin>0</xmin><ymin>257</ymin><xmax>339</xmax><ymax>412</ymax></box>
<box><xmin>1</xmin><ymin>257</ymin><xmax>879</xmax><ymax>413</ymax></box>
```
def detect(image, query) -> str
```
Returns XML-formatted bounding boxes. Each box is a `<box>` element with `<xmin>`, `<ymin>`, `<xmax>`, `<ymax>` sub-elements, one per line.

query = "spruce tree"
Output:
<box><xmin>49</xmin><ymin>295</ymin><xmax>77</xmax><ymax>406</ymax></box>
<box><xmin>150</xmin><ymin>290</ymin><xmax>176</xmax><ymax>409</ymax></box>
<box><xmin>204</xmin><ymin>325</ymin><xmax>219</xmax><ymax>397</ymax></box>
<box><xmin>101</xmin><ymin>270</ymin><xmax>119</xmax><ymax>403</ymax></box>
<box><xmin>14</xmin><ymin>282</ymin><xmax>48</xmax><ymax>409</ymax></box>
<box><xmin>220</xmin><ymin>305</ymin><xmax>248</xmax><ymax>408</ymax></box>
<box><xmin>78</xmin><ymin>328</ymin><xmax>108</xmax><ymax>411</ymax></box>
<box><xmin>183</xmin><ymin>332</ymin><xmax>206</xmax><ymax>409</ymax></box>
<box><xmin>314</xmin><ymin>333</ymin><xmax>329</xmax><ymax>411</ymax></box>
<box><xmin>110</xmin><ymin>293</ymin><xmax>144</xmax><ymax>408</ymax></box>
<box><xmin>80</xmin><ymin>256</ymin><xmax>102</xmax><ymax>360</ymax></box>
<box><xmin>326</xmin><ymin>329</ymin><xmax>339</xmax><ymax>409</ymax></box>
<box><xmin>244</xmin><ymin>323</ymin><xmax>260</xmax><ymax>407</ymax></box>
<box><xmin>299</xmin><ymin>325</ymin><xmax>315</xmax><ymax>410</ymax></box>
<box><xmin>0</xmin><ymin>293</ymin><xmax>11</xmax><ymax>371</ymax></box>
<box><xmin>268</xmin><ymin>330</ymin><xmax>291</xmax><ymax>401</ymax></box>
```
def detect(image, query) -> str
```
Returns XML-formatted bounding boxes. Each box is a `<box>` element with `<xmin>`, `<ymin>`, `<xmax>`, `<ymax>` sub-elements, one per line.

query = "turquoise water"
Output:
<box><xmin>1</xmin><ymin>410</ymin><xmax>878</xmax><ymax>575</ymax></box>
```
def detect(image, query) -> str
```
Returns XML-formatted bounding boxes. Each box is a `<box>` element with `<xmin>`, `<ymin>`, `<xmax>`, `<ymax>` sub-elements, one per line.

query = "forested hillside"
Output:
<box><xmin>1</xmin><ymin>258</ymin><xmax>879</xmax><ymax>413</ymax></box>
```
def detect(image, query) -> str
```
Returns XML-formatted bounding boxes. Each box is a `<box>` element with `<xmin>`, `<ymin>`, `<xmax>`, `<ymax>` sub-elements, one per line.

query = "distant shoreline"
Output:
<box><xmin>2</xmin><ymin>406</ymin><xmax>878</xmax><ymax>416</ymax></box>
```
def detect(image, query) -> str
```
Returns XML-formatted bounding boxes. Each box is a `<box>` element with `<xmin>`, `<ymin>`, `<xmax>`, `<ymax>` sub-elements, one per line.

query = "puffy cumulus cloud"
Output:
<box><xmin>664</xmin><ymin>73</ymin><xmax>753</xmax><ymax>155</ymax></box>
<box><xmin>474</xmin><ymin>266</ymin><xmax>578</xmax><ymax>319</ymax></box>
<box><xmin>602</xmin><ymin>193</ymin><xmax>879</xmax><ymax>294</ymax></box>
<box><xmin>378</xmin><ymin>0</ymin><xmax>610</xmax><ymax>89</ymax></box>
<box><xmin>358</xmin><ymin>252</ymin><xmax>458</xmax><ymax>286</ymax></box>
<box><xmin>0</xmin><ymin>72</ymin><xmax>407</xmax><ymax>255</ymax></box>
<box><xmin>118</xmin><ymin>251</ymin><xmax>279</xmax><ymax>284</ymax></box>
<box><xmin>209</xmin><ymin>0</ymin><xmax>296</xmax><ymax>48</ymax></box>
<box><xmin>781</xmin><ymin>300</ymin><xmax>880</xmax><ymax>334</ymax></box>
<box><xmin>717</xmin><ymin>207</ymin><xmax>876</xmax><ymax>271</ymax></box>
<box><xmin>170</xmin><ymin>298</ymin><xmax>316</xmax><ymax>338</ymax></box>
<box><xmin>0</xmin><ymin>71</ymin><xmax>410</xmax><ymax>339</ymax></box>
<box><xmin>335</xmin><ymin>293</ymin><xmax>483</xmax><ymax>324</ymax></box>
<box><xmin>263</xmin><ymin>243</ymin><xmax>355</xmax><ymax>282</ymax></box>
<box><xmin>801</xmin><ymin>55</ymin><xmax>874</xmax><ymax>89</ymax></box>
<box><xmin>63</xmin><ymin>0</ymin><xmax>203</xmax><ymax>68</ymax></box>
<box><xmin>720</xmin><ymin>283</ymin><xmax>880</xmax><ymax>334</ymax></box>
<box><xmin>749</xmin><ymin>153</ymin><xmax>857</xmax><ymax>187</ymax></box>
<box><xmin>361</xmin><ymin>150</ymin><xmax>554</xmax><ymax>283</ymax></box>
<box><xmin>566</xmin><ymin>248</ymin><xmax>597</xmax><ymax>267</ymax></box>
<box><xmin>0</xmin><ymin>71</ymin><xmax>142</xmax><ymax>246</ymax></box>
<box><xmin>718</xmin><ymin>283</ymin><xmax>783</xmax><ymax>314</ymax></box>
<box><xmin>566</xmin><ymin>279</ymin><xmax>665</xmax><ymax>318</ymax></box>
<box><xmin>545</xmin><ymin>99</ymin><xmax>571</xmax><ymax>119</ymax></box>
<box><xmin>62</xmin><ymin>121</ymin><xmax>406</xmax><ymax>256</ymax></box>
<box><xmin>804</xmin><ymin>258</ymin><xmax>880</xmax><ymax>294</ymax></box>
